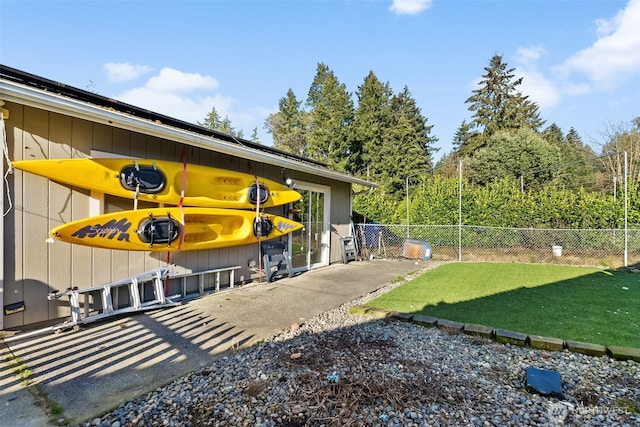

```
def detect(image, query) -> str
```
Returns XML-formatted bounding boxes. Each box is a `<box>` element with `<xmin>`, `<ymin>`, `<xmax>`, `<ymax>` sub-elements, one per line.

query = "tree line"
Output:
<box><xmin>201</xmin><ymin>55</ymin><xmax>639</xmax><ymax>228</ymax></box>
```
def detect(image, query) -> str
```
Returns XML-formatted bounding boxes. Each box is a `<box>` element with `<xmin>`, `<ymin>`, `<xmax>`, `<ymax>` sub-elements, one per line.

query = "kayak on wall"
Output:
<box><xmin>48</xmin><ymin>207</ymin><xmax>303</xmax><ymax>252</ymax></box>
<box><xmin>13</xmin><ymin>157</ymin><xmax>301</xmax><ymax>209</ymax></box>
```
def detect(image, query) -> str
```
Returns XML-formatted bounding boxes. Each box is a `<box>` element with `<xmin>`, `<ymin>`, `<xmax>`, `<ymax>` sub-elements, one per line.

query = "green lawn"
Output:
<box><xmin>367</xmin><ymin>262</ymin><xmax>640</xmax><ymax>348</ymax></box>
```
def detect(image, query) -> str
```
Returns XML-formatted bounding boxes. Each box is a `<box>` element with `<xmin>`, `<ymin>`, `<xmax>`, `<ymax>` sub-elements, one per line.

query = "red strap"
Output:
<box><xmin>179</xmin><ymin>146</ymin><xmax>187</xmax><ymax>207</ymax></box>
<box><xmin>248</xmin><ymin>162</ymin><xmax>263</xmax><ymax>282</ymax></box>
<box><xmin>166</xmin><ymin>147</ymin><xmax>188</xmax><ymax>295</ymax></box>
<box><xmin>177</xmin><ymin>146</ymin><xmax>187</xmax><ymax>251</ymax></box>
<box><xmin>165</xmin><ymin>251</ymin><xmax>171</xmax><ymax>297</ymax></box>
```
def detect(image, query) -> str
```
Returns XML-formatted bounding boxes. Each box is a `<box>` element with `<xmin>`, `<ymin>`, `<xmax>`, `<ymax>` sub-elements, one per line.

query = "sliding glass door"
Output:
<box><xmin>289</xmin><ymin>183</ymin><xmax>330</xmax><ymax>271</ymax></box>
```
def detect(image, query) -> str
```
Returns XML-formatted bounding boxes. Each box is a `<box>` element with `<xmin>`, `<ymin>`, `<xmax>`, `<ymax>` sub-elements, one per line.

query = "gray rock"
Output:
<box><xmin>79</xmin><ymin>279</ymin><xmax>640</xmax><ymax>427</ymax></box>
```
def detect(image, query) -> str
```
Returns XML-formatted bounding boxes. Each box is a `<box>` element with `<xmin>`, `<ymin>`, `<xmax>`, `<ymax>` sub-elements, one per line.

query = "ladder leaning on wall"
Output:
<box><xmin>5</xmin><ymin>266</ymin><xmax>178</xmax><ymax>342</ymax></box>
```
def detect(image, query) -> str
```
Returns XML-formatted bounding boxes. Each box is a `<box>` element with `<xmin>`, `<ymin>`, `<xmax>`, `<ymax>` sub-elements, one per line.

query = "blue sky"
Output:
<box><xmin>1</xmin><ymin>0</ymin><xmax>639</xmax><ymax>160</ymax></box>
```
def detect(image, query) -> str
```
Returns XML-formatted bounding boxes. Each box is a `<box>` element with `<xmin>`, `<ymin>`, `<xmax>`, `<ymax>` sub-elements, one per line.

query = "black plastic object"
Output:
<box><xmin>248</xmin><ymin>183</ymin><xmax>270</xmax><ymax>205</ymax></box>
<box><xmin>136</xmin><ymin>214</ymin><xmax>181</xmax><ymax>247</ymax></box>
<box><xmin>4</xmin><ymin>301</ymin><xmax>25</xmax><ymax>315</ymax></box>
<box><xmin>253</xmin><ymin>216</ymin><xmax>273</xmax><ymax>238</ymax></box>
<box><xmin>120</xmin><ymin>164</ymin><xmax>166</xmax><ymax>194</ymax></box>
<box><xmin>525</xmin><ymin>367</ymin><xmax>564</xmax><ymax>399</ymax></box>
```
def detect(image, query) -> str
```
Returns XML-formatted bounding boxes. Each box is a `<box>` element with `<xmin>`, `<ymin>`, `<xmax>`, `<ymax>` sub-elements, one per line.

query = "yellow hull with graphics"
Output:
<box><xmin>13</xmin><ymin>158</ymin><xmax>301</xmax><ymax>209</ymax></box>
<box><xmin>48</xmin><ymin>207</ymin><xmax>302</xmax><ymax>252</ymax></box>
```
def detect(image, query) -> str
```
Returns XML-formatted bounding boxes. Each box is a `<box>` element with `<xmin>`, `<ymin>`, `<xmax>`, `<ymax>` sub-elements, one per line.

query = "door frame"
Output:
<box><xmin>289</xmin><ymin>181</ymin><xmax>331</xmax><ymax>273</ymax></box>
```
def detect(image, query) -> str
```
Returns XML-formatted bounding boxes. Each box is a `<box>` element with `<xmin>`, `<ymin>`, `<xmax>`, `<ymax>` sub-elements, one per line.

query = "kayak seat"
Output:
<box><xmin>248</xmin><ymin>183</ymin><xmax>270</xmax><ymax>205</ymax></box>
<box><xmin>120</xmin><ymin>165</ymin><xmax>166</xmax><ymax>194</ymax></box>
<box><xmin>136</xmin><ymin>215</ymin><xmax>181</xmax><ymax>246</ymax></box>
<box><xmin>253</xmin><ymin>216</ymin><xmax>273</xmax><ymax>238</ymax></box>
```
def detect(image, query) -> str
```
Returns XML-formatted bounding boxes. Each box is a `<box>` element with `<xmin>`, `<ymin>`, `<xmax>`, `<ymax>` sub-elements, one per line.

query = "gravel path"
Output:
<box><xmin>81</xmin><ymin>279</ymin><xmax>640</xmax><ymax>427</ymax></box>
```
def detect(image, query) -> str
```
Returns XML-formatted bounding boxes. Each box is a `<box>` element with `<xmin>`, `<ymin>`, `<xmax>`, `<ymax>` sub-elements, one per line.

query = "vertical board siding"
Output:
<box><xmin>329</xmin><ymin>181</ymin><xmax>352</xmax><ymax>263</ymax></box>
<box><xmin>3</xmin><ymin>104</ymin><xmax>351</xmax><ymax>328</ymax></box>
<box><xmin>3</xmin><ymin>103</ymin><xmax>24</xmax><ymax>328</ymax></box>
<box><xmin>48</xmin><ymin>113</ymin><xmax>73</xmax><ymax>320</ymax></box>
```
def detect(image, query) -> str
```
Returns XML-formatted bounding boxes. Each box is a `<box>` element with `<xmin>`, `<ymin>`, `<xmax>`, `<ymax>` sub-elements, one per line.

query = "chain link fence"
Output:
<box><xmin>355</xmin><ymin>224</ymin><xmax>640</xmax><ymax>268</ymax></box>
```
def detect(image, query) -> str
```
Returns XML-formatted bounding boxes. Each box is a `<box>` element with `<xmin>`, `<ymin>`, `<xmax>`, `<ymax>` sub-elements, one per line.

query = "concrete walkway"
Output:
<box><xmin>1</xmin><ymin>258</ymin><xmax>428</xmax><ymax>425</ymax></box>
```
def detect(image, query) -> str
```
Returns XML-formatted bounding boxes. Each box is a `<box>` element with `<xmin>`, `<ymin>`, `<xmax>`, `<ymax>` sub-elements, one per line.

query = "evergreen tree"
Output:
<box><xmin>559</xmin><ymin>127</ymin><xmax>597</xmax><ymax>190</ymax></box>
<box><xmin>461</xmin><ymin>55</ymin><xmax>545</xmax><ymax>155</ymax></box>
<box><xmin>540</xmin><ymin>124</ymin><xmax>596</xmax><ymax>190</ymax></box>
<box><xmin>382</xmin><ymin>86</ymin><xmax>437</xmax><ymax>197</ymax></box>
<box><xmin>352</xmin><ymin>71</ymin><xmax>394</xmax><ymax>178</ymax></box>
<box><xmin>199</xmin><ymin>107</ymin><xmax>243</xmax><ymax>138</ymax></box>
<box><xmin>452</xmin><ymin>120</ymin><xmax>475</xmax><ymax>152</ymax></box>
<box><xmin>250</xmin><ymin>127</ymin><xmax>260</xmax><ymax>144</ymax></box>
<box><xmin>306</xmin><ymin>63</ymin><xmax>355</xmax><ymax>171</ymax></box>
<box><xmin>542</xmin><ymin>123</ymin><xmax>564</xmax><ymax>146</ymax></box>
<box><xmin>199</xmin><ymin>107</ymin><xmax>222</xmax><ymax>130</ymax></box>
<box><xmin>265</xmin><ymin>89</ymin><xmax>308</xmax><ymax>156</ymax></box>
<box><xmin>218</xmin><ymin>116</ymin><xmax>236</xmax><ymax>137</ymax></box>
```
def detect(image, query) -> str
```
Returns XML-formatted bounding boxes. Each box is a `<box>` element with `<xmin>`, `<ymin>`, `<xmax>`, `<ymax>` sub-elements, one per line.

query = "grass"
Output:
<box><xmin>367</xmin><ymin>262</ymin><xmax>640</xmax><ymax>348</ymax></box>
<box><xmin>10</xmin><ymin>356</ymin><xmax>33</xmax><ymax>387</ymax></box>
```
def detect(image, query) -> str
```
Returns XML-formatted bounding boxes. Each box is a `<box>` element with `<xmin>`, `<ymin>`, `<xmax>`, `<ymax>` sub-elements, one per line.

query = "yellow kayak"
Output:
<box><xmin>13</xmin><ymin>158</ymin><xmax>301</xmax><ymax>209</ymax></box>
<box><xmin>48</xmin><ymin>207</ymin><xmax>303</xmax><ymax>252</ymax></box>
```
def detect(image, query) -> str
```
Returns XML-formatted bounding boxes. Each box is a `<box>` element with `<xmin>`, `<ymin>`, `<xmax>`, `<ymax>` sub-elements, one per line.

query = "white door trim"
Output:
<box><xmin>290</xmin><ymin>181</ymin><xmax>331</xmax><ymax>272</ymax></box>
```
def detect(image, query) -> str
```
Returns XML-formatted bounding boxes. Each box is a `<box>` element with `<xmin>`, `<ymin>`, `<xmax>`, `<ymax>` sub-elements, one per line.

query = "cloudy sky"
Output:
<box><xmin>2</xmin><ymin>0</ymin><xmax>639</xmax><ymax>159</ymax></box>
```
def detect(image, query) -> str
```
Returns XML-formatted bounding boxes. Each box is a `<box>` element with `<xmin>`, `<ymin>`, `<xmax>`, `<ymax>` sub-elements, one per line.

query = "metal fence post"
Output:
<box><xmin>458</xmin><ymin>160</ymin><xmax>463</xmax><ymax>262</ymax></box>
<box><xmin>624</xmin><ymin>150</ymin><xmax>628</xmax><ymax>267</ymax></box>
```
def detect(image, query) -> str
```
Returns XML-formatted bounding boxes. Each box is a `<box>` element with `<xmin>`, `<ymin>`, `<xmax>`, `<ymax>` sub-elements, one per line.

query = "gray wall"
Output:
<box><xmin>2</xmin><ymin>102</ymin><xmax>353</xmax><ymax>329</ymax></box>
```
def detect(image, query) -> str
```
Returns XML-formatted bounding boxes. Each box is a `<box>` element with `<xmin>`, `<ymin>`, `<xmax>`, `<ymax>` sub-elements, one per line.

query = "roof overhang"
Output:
<box><xmin>0</xmin><ymin>79</ymin><xmax>377</xmax><ymax>188</ymax></box>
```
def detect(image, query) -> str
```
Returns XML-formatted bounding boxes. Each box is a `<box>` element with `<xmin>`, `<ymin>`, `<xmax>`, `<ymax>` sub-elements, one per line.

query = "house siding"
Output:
<box><xmin>2</xmin><ymin>101</ymin><xmax>355</xmax><ymax>329</ymax></box>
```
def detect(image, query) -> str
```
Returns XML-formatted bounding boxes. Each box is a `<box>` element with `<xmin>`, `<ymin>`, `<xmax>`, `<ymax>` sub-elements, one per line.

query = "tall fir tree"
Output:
<box><xmin>306</xmin><ymin>63</ymin><xmax>355</xmax><ymax>172</ymax></box>
<box><xmin>541</xmin><ymin>123</ymin><xmax>564</xmax><ymax>146</ymax></box>
<box><xmin>265</xmin><ymin>89</ymin><xmax>308</xmax><ymax>156</ymax></box>
<box><xmin>461</xmin><ymin>55</ymin><xmax>545</xmax><ymax>155</ymax></box>
<box><xmin>382</xmin><ymin>86</ymin><xmax>437</xmax><ymax>197</ymax></box>
<box><xmin>352</xmin><ymin>71</ymin><xmax>394</xmax><ymax>178</ymax></box>
<box><xmin>218</xmin><ymin>116</ymin><xmax>239</xmax><ymax>137</ymax></box>
<box><xmin>199</xmin><ymin>106</ymin><xmax>243</xmax><ymax>138</ymax></box>
<box><xmin>249</xmin><ymin>127</ymin><xmax>260</xmax><ymax>144</ymax></box>
<box><xmin>199</xmin><ymin>107</ymin><xmax>222</xmax><ymax>130</ymax></box>
<box><xmin>452</xmin><ymin>120</ymin><xmax>475</xmax><ymax>152</ymax></box>
<box><xmin>541</xmin><ymin>124</ymin><xmax>597</xmax><ymax>190</ymax></box>
<box><xmin>559</xmin><ymin>127</ymin><xmax>597</xmax><ymax>190</ymax></box>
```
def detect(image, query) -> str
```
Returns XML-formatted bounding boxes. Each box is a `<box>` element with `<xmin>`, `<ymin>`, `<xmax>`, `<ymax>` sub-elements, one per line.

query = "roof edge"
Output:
<box><xmin>0</xmin><ymin>77</ymin><xmax>377</xmax><ymax>188</ymax></box>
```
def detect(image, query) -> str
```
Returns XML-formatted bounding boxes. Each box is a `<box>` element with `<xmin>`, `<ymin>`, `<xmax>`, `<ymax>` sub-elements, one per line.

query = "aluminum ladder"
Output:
<box><xmin>5</xmin><ymin>266</ymin><xmax>177</xmax><ymax>341</ymax></box>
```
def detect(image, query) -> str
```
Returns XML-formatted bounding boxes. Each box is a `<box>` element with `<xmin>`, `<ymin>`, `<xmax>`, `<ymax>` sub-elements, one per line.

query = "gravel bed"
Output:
<box><xmin>80</xmin><ymin>277</ymin><xmax>639</xmax><ymax>427</ymax></box>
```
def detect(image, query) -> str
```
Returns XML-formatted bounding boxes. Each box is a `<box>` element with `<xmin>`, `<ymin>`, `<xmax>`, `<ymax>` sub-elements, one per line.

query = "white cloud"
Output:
<box><xmin>515</xmin><ymin>46</ymin><xmax>545</xmax><ymax>65</ymax></box>
<box><xmin>389</xmin><ymin>0</ymin><xmax>432</xmax><ymax>15</ymax></box>
<box><xmin>555</xmin><ymin>0</ymin><xmax>640</xmax><ymax>91</ymax></box>
<box><xmin>518</xmin><ymin>69</ymin><xmax>561</xmax><ymax>110</ymax></box>
<box><xmin>110</xmin><ymin>67</ymin><xmax>270</xmax><ymax>138</ymax></box>
<box><xmin>112</xmin><ymin>68</ymin><xmax>242</xmax><ymax>129</ymax></box>
<box><xmin>146</xmin><ymin>68</ymin><xmax>219</xmax><ymax>93</ymax></box>
<box><xmin>117</xmin><ymin>86</ymin><xmax>233</xmax><ymax>125</ymax></box>
<box><xmin>507</xmin><ymin>0</ymin><xmax>640</xmax><ymax>113</ymax></box>
<box><xmin>103</xmin><ymin>62</ymin><xmax>152</xmax><ymax>82</ymax></box>
<box><xmin>513</xmin><ymin>46</ymin><xmax>561</xmax><ymax>110</ymax></box>
<box><xmin>562</xmin><ymin>82</ymin><xmax>591</xmax><ymax>97</ymax></box>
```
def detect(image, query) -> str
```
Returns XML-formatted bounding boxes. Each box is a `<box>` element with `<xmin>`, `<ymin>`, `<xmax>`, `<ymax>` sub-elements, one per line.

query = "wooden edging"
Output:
<box><xmin>348</xmin><ymin>305</ymin><xmax>640</xmax><ymax>363</ymax></box>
